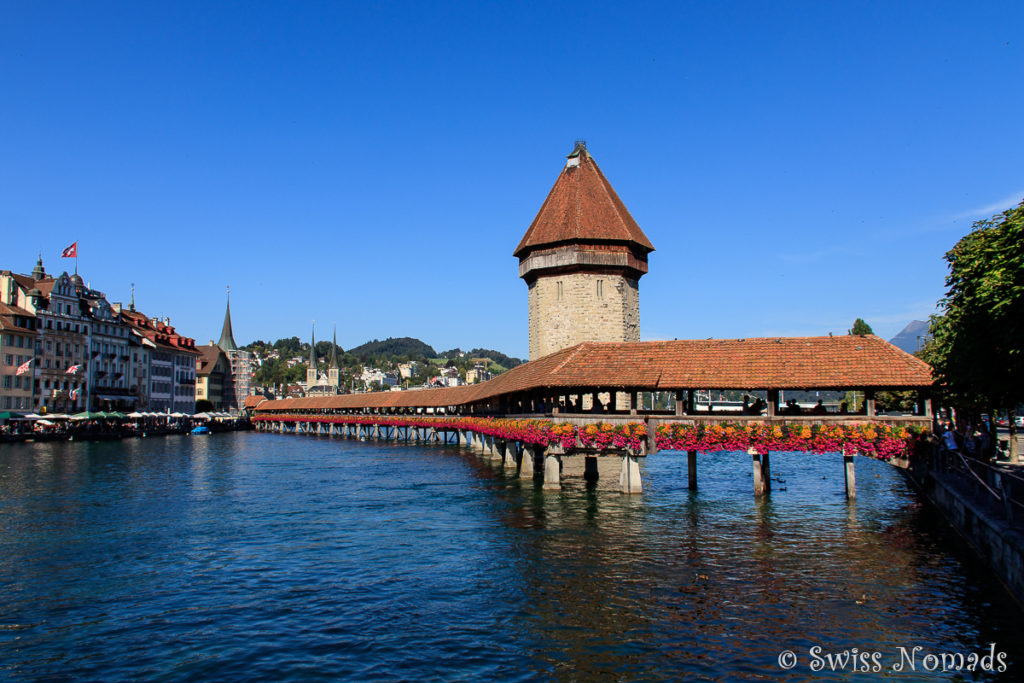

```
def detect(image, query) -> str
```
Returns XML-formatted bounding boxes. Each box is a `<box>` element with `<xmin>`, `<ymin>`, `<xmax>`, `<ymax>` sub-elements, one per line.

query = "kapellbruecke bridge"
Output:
<box><xmin>250</xmin><ymin>334</ymin><xmax>934</xmax><ymax>496</ymax></box>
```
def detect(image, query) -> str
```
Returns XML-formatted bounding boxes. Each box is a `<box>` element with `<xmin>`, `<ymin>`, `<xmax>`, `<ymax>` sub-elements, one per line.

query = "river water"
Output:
<box><xmin>0</xmin><ymin>432</ymin><xmax>1020</xmax><ymax>681</ymax></box>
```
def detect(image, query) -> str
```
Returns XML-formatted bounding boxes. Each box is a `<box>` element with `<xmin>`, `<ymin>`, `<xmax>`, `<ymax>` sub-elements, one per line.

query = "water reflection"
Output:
<box><xmin>0</xmin><ymin>434</ymin><xmax>1020</xmax><ymax>680</ymax></box>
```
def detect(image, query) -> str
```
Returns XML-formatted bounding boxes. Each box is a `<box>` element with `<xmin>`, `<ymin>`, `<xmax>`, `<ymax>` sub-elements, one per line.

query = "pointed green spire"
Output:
<box><xmin>309</xmin><ymin>324</ymin><xmax>318</xmax><ymax>372</ymax></box>
<box><xmin>329</xmin><ymin>326</ymin><xmax>339</xmax><ymax>370</ymax></box>
<box><xmin>218</xmin><ymin>288</ymin><xmax>238</xmax><ymax>351</ymax></box>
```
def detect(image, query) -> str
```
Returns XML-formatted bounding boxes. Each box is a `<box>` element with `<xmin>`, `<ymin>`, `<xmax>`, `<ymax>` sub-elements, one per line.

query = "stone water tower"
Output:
<box><xmin>516</xmin><ymin>142</ymin><xmax>654</xmax><ymax>360</ymax></box>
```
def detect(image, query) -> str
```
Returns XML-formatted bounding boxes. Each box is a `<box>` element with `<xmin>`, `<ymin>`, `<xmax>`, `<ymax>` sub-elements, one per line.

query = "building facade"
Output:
<box><xmin>1</xmin><ymin>261</ymin><xmax>93</xmax><ymax>413</ymax></box>
<box><xmin>515</xmin><ymin>142</ymin><xmax>654</xmax><ymax>360</ymax></box>
<box><xmin>0</xmin><ymin>302</ymin><xmax>37</xmax><ymax>411</ymax></box>
<box><xmin>119</xmin><ymin>303</ymin><xmax>199</xmax><ymax>413</ymax></box>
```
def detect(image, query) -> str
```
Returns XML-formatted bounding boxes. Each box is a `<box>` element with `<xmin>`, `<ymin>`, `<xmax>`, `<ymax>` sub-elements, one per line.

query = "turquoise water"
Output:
<box><xmin>0</xmin><ymin>432</ymin><xmax>1020</xmax><ymax>680</ymax></box>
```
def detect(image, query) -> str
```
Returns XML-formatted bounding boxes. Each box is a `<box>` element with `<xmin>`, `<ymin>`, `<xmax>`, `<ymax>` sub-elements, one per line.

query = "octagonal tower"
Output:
<box><xmin>516</xmin><ymin>142</ymin><xmax>654</xmax><ymax>360</ymax></box>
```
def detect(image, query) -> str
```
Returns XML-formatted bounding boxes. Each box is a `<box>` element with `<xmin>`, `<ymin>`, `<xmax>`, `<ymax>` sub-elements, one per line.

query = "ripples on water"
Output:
<box><xmin>0</xmin><ymin>433</ymin><xmax>1020</xmax><ymax>681</ymax></box>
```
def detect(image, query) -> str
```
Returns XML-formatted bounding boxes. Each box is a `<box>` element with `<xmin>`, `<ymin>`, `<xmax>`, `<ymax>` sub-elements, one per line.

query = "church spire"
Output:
<box><xmin>309</xmin><ymin>323</ymin><xmax>319</xmax><ymax>372</ymax></box>
<box><xmin>218</xmin><ymin>287</ymin><xmax>238</xmax><ymax>351</ymax></box>
<box><xmin>329</xmin><ymin>325</ymin><xmax>339</xmax><ymax>370</ymax></box>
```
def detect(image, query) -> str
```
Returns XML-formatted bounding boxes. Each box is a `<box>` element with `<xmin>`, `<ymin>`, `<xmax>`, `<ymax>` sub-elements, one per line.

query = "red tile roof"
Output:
<box><xmin>514</xmin><ymin>145</ymin><xmax>654</xmax><ymax>258</ymax></box>
<box><xmin>255</xmin><ymin>335</ymin><xmax>932</xmax><ymax>413</ymax></box>
<box><xmin>243</xmin><ymin>395</ymin><xmax>267</xmax><ymax>409</ymax></box>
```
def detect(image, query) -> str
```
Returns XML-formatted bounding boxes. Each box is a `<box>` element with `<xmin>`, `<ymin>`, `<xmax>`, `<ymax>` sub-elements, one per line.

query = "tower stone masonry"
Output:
<box><xmin>516</xmin><ymin>142</ymin><xmax>654</xmax><ymax>360</ymax></box>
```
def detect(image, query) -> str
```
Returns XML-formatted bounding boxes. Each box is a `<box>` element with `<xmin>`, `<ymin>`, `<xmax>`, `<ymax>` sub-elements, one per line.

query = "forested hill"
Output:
<box><xmin>440</xmin><ymin>348</ymin><xmax>524</xmax><ymax>369</ymax></box>
<box><xmin>347</xmin><ymin>337</ymin><xmax>437</xmax><ymax>360</ymax></box>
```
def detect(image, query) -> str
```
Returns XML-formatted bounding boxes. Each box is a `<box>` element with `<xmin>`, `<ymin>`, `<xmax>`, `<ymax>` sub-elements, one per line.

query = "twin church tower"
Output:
<box><xmin>517</xmin><ymin>142</ymin><xmax>654</xmax><ymax>360</ymax></box>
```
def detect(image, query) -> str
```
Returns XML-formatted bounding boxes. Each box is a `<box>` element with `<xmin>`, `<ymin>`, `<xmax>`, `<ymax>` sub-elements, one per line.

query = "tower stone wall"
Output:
<box><xmin>528</xmin><ymin>272</ymin><xmax>639</xmax><ymax>360</ymax></box>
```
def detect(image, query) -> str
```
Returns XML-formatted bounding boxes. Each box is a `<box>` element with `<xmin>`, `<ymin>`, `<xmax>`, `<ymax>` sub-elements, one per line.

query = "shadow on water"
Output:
<box><xmin>0</xmin><ymin>434</ymin><xmax>1020</xmax><ymax>681</ymax></box>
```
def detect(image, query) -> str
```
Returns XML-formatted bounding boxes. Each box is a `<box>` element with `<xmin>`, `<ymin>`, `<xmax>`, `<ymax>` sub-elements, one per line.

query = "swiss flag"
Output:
<box><xmin>61</xmin><ymin>242</ymin><xmax>77</xmax><ymax>258</ymax></box>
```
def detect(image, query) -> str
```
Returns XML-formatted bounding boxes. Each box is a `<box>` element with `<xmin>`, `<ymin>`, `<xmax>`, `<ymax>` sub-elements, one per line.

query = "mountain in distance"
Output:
<box><xmin>347</xmin><ymin>337</ymin><xmax>437</xmax><ymax>360</ymax></box>
<box><xmin>889</xmin><ymin>320</ymin><xmax>930</xmax><ymax>354</ymax></box>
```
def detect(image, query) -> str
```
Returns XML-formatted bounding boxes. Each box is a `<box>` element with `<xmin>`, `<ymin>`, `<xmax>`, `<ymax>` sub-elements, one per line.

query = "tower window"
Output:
<box><xmin>596</xmin><ymin>280</ymin><xmax>604</xmax><ymax>298</ymax></box>
<box><xmin>557</xmin><ymin>281</ymin><xmax>563</xmax><ymax>300</ymax></box>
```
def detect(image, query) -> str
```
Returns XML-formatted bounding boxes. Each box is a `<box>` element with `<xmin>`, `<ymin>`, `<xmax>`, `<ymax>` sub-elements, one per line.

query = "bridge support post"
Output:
<box><xmin>844</xmin><ymin>451</ymin><xmax>856</xmax><ymax>499</ymax></box>
<box><xmin>687</xmin><ymin>450</ymin><xmax>698</xmax><ymax>490</ymax></box>
<box><xmin>584</xmin><ymin>455</ymin><xmax>599</xmax><ymax>484</ymax></box>
<box><xmin>749</xmin><ymin>447</ymin><xmax>766</xmax><ymax>497</ymax></box>
<box><xmin>620</xmin><ymin>454</ymin><xmax>642</xmax><ymax>494</ymax></box>
<box><xmin>521</xmin><ymin>445</ymin><xmax>539</xmax><ymax>479</ymax></box>
<box><xmin>504</xmin><ymin>441</ymin><xmax>518</xmax><ymax>469</ymax></box>
<box><xmin>543</xmin><ymin>453</ymin><xmax>561</xmax><ymax>490</ymax></box>
<box><xmin>762</xmin><ymin>450</ymin><xmax>771</xmax><ymax>492</ymax></box>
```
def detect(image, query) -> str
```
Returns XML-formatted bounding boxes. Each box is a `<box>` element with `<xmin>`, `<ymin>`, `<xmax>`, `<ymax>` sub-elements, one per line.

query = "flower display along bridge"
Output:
<box><xmin>251</xmin><ymin>335</ymin><xmax>934</xmax><ymax>496</ymax></box>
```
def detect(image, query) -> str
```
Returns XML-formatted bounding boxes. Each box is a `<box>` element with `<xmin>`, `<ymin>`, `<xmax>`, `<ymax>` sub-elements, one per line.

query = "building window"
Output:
<box><xmin>557</xmin><ymin>281</ymin><xmax>563</xmax><ymax>301</ymax></box>
<box><xmin>596</xmin><ymin>280</ymin><xmax>604</xmax><ymax>298</ymax></box>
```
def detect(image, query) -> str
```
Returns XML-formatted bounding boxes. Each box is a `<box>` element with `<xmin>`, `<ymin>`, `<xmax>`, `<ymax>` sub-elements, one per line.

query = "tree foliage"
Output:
<box><xmin>850</xmin><ymin>318</ymin><xmax>874</xmax><ymax>335</ymax></box>
<box><xmin>919</xmin><ymin>199</ymin><xmax>1024</xmax><ymax>412</ymax></box>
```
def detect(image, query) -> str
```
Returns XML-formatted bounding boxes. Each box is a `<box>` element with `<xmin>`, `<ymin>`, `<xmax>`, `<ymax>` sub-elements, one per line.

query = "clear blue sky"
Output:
<box><xmin>3</xmin><ymin>1</ymin><xmax>1022</xmax><ymax>359</ymax></box>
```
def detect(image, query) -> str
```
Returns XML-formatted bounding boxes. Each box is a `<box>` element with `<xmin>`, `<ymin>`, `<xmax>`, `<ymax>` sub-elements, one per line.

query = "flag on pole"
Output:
<box><xmin>16</xmin><ymin>359</ymin><xmax>33</xmax><ymax>375</ymax></box>
<box><xmin>66</xmin><ymin>364</ymin><xmax>81</xmax><ymax>374</ymax></box>
<box><xmin>61</xmin><ymin>242</ymin><xmax>78</xmax><ymax>258</ymax></box>
<box><xmin>70</xmin><ymin>388</ymin><xmax>79</xmax><ymax>401</ymax></box>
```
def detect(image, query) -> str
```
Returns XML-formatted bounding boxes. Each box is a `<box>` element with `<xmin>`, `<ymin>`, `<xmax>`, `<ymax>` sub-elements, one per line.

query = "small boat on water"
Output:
<box><xmin>191</xmin><ymin>425</ymin><xmax>210</xmax><ymax>435</ymax></box>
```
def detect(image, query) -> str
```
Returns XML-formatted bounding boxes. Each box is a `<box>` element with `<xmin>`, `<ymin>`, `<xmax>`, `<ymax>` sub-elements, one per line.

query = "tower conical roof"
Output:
<box><xmin>329</xmin><ymin>327</ymin><xmax>339</xmax><ymax>370</ymax></box>
<box><xmin>514</xmin><ymin>142</ymin><xmax>654</xmax><ymax>258</ymax></box>
<box><xmin>309</xmin><ymin>325</ymin><xmax>318</xmax><ymax>372</ymax></box>
<box><xmin>218</xmin><ymin>295</ymin><xmax>238</xmax><ymax>351</ymax></box>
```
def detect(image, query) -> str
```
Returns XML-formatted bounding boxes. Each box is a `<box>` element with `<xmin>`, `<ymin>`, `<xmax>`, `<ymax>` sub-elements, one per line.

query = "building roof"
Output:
<box><xmin>514</xmin><ymin>143</ymin><xmax>655</xmax><ymax>258</ymax></box>
<box><xmin>218</xmin><ymin>297</ymin><xmax>238</xmax><ymax>351</ymax></box>
<box><xmin>196</xmin><ymin>344</ymin><xmax>227</xmax><ymax>376</ymax></box>
<box><xmin>254</xmin><ymin>335</ymin><xmax>933</xmax><ymax>413</ymax></box>
<box><xmin>0</xmin><ymin>301</ymin><xmax>35</xmax><ymax>319</ymax></box>
<box><xmin>243</xmin><ymin>395</ymin><xmax>267</xmax><ymax>409</ymax></box>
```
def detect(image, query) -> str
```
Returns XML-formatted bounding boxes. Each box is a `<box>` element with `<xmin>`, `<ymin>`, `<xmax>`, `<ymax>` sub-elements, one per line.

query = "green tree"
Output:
<box><xmin>850</xmin><ymin>318</ymin><xmax>874</xmax><ymax>335</ymax></box>
<box><xmin>919</xmin><ymin>199</ymin><xmax>1024</xmax><ymax>452</ymax></box>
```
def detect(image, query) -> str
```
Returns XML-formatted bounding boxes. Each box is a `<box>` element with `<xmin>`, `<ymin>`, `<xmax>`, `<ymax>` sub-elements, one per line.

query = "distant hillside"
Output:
<box><xmin>440</xmin><ymin>347</ymin><xmax>524</xmax><ymax>369</ymax></box>
<box><xmin>889</xmin><ymin>320</ymin><xmax>930</xmax><ymax>354</ymax></box>
<box><xmin>348</xmin><ymin>337</ymin><xmax>437</xmax><ymax>359</ymax></box>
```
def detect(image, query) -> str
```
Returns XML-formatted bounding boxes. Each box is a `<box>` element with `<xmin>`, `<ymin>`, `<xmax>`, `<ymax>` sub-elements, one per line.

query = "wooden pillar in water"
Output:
<box><xmin>761</xmin><ymin>450</ymin><xmax>771</xmax><ymax>492</ymax></box>
<box><xmin>749</xmin><ymin>447</ymin><xmax>766</xmax><ymax>497</ymax></box>
<box><xmin>687</xmin><ymin>449</ymin><xmax>698</xmax><ymax>490</ymax></box>
<box><xmin>844</xmin><ymin>450</ymin><xmax>856</xmax><ymax>499</ymax></box>
<box><xmin>584</xmin><ymin>455</ymin><xmax>599</xmax><ymax>484</ymax></box>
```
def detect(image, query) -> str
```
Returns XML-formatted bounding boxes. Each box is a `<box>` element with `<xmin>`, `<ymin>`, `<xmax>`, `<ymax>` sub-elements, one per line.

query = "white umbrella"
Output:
<box><xmin>170</xmin><ymin>412</ymin><xmax>185</xmax><ymax>418</ymax></box>
<box><xmin>127</xmin><ymin>412</ymin><xmax>144</xmax><ymax>418</ymax></box>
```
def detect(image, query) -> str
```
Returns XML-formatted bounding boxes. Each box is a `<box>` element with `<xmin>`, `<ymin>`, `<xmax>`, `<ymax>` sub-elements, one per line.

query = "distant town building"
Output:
<box><xmin>0</xmin><ymin>302</ymin><xmax>37</xmax><ymax>411</ymax></box>
<box><xmin>195</xmin><ymin>344</ymin><xmax>230</xmax><ymax>410</ymax></box>
<box><xmin>212</xmin><ymin>293</ymin><xmax>253</xmax><ymax>413</ymax></box>
<box><xmin>118</xmin><ymin>296</ymin><xmax>199</xmax><ymax>414</ymax></box>
<box><xmin>305</xmin><ymin>326</ymin><xmax>343</xmax><ymax>396</ymax></box>
<box><xmin>516</xmin><ymin>141</ymin><xmax>654</xmax><ymax>360</ymax></box>
<box><xmin>2</xmin><ymin>259</ymin><xmax>94</xmax><ymax>412</ymax></box>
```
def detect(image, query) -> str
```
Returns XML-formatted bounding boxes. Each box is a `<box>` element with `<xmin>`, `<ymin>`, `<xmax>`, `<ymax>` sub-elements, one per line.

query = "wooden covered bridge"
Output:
<box><xmin>251</xmin><ymin>334</ymin><xmax>934</xmax><ymax>495</ymax></box>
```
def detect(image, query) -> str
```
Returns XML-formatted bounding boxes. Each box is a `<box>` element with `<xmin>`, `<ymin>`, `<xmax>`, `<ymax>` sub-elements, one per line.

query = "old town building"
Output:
<box><xmin>0</xmin><ymin>302</ymin><xmax>37</xmax><ymax>411</ymax></box>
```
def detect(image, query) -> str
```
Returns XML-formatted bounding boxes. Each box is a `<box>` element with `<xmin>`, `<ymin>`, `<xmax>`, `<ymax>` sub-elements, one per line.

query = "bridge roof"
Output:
<box><xmin>255</xmin><ymin>335</ymin><xmax>932</xmax><ymax>413</ymax></box>
<box><xmin>513</xmin><ymin>143</ymin><xmax>654</xmax><ymax>258</ymax></box>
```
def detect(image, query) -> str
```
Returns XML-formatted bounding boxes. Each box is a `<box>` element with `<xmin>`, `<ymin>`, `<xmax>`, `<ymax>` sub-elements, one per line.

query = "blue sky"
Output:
<box><xmin>3</xmin><ymin>1</ymin><xmax>1022</xmax><ymax>359</ymax></box>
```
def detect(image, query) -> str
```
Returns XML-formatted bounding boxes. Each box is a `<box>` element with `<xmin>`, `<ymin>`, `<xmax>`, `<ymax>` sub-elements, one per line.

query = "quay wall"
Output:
<box><xmin>912</xmin><ymin>471</ymin><xmax>1024</xmax><ymax>606</ymax></box>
